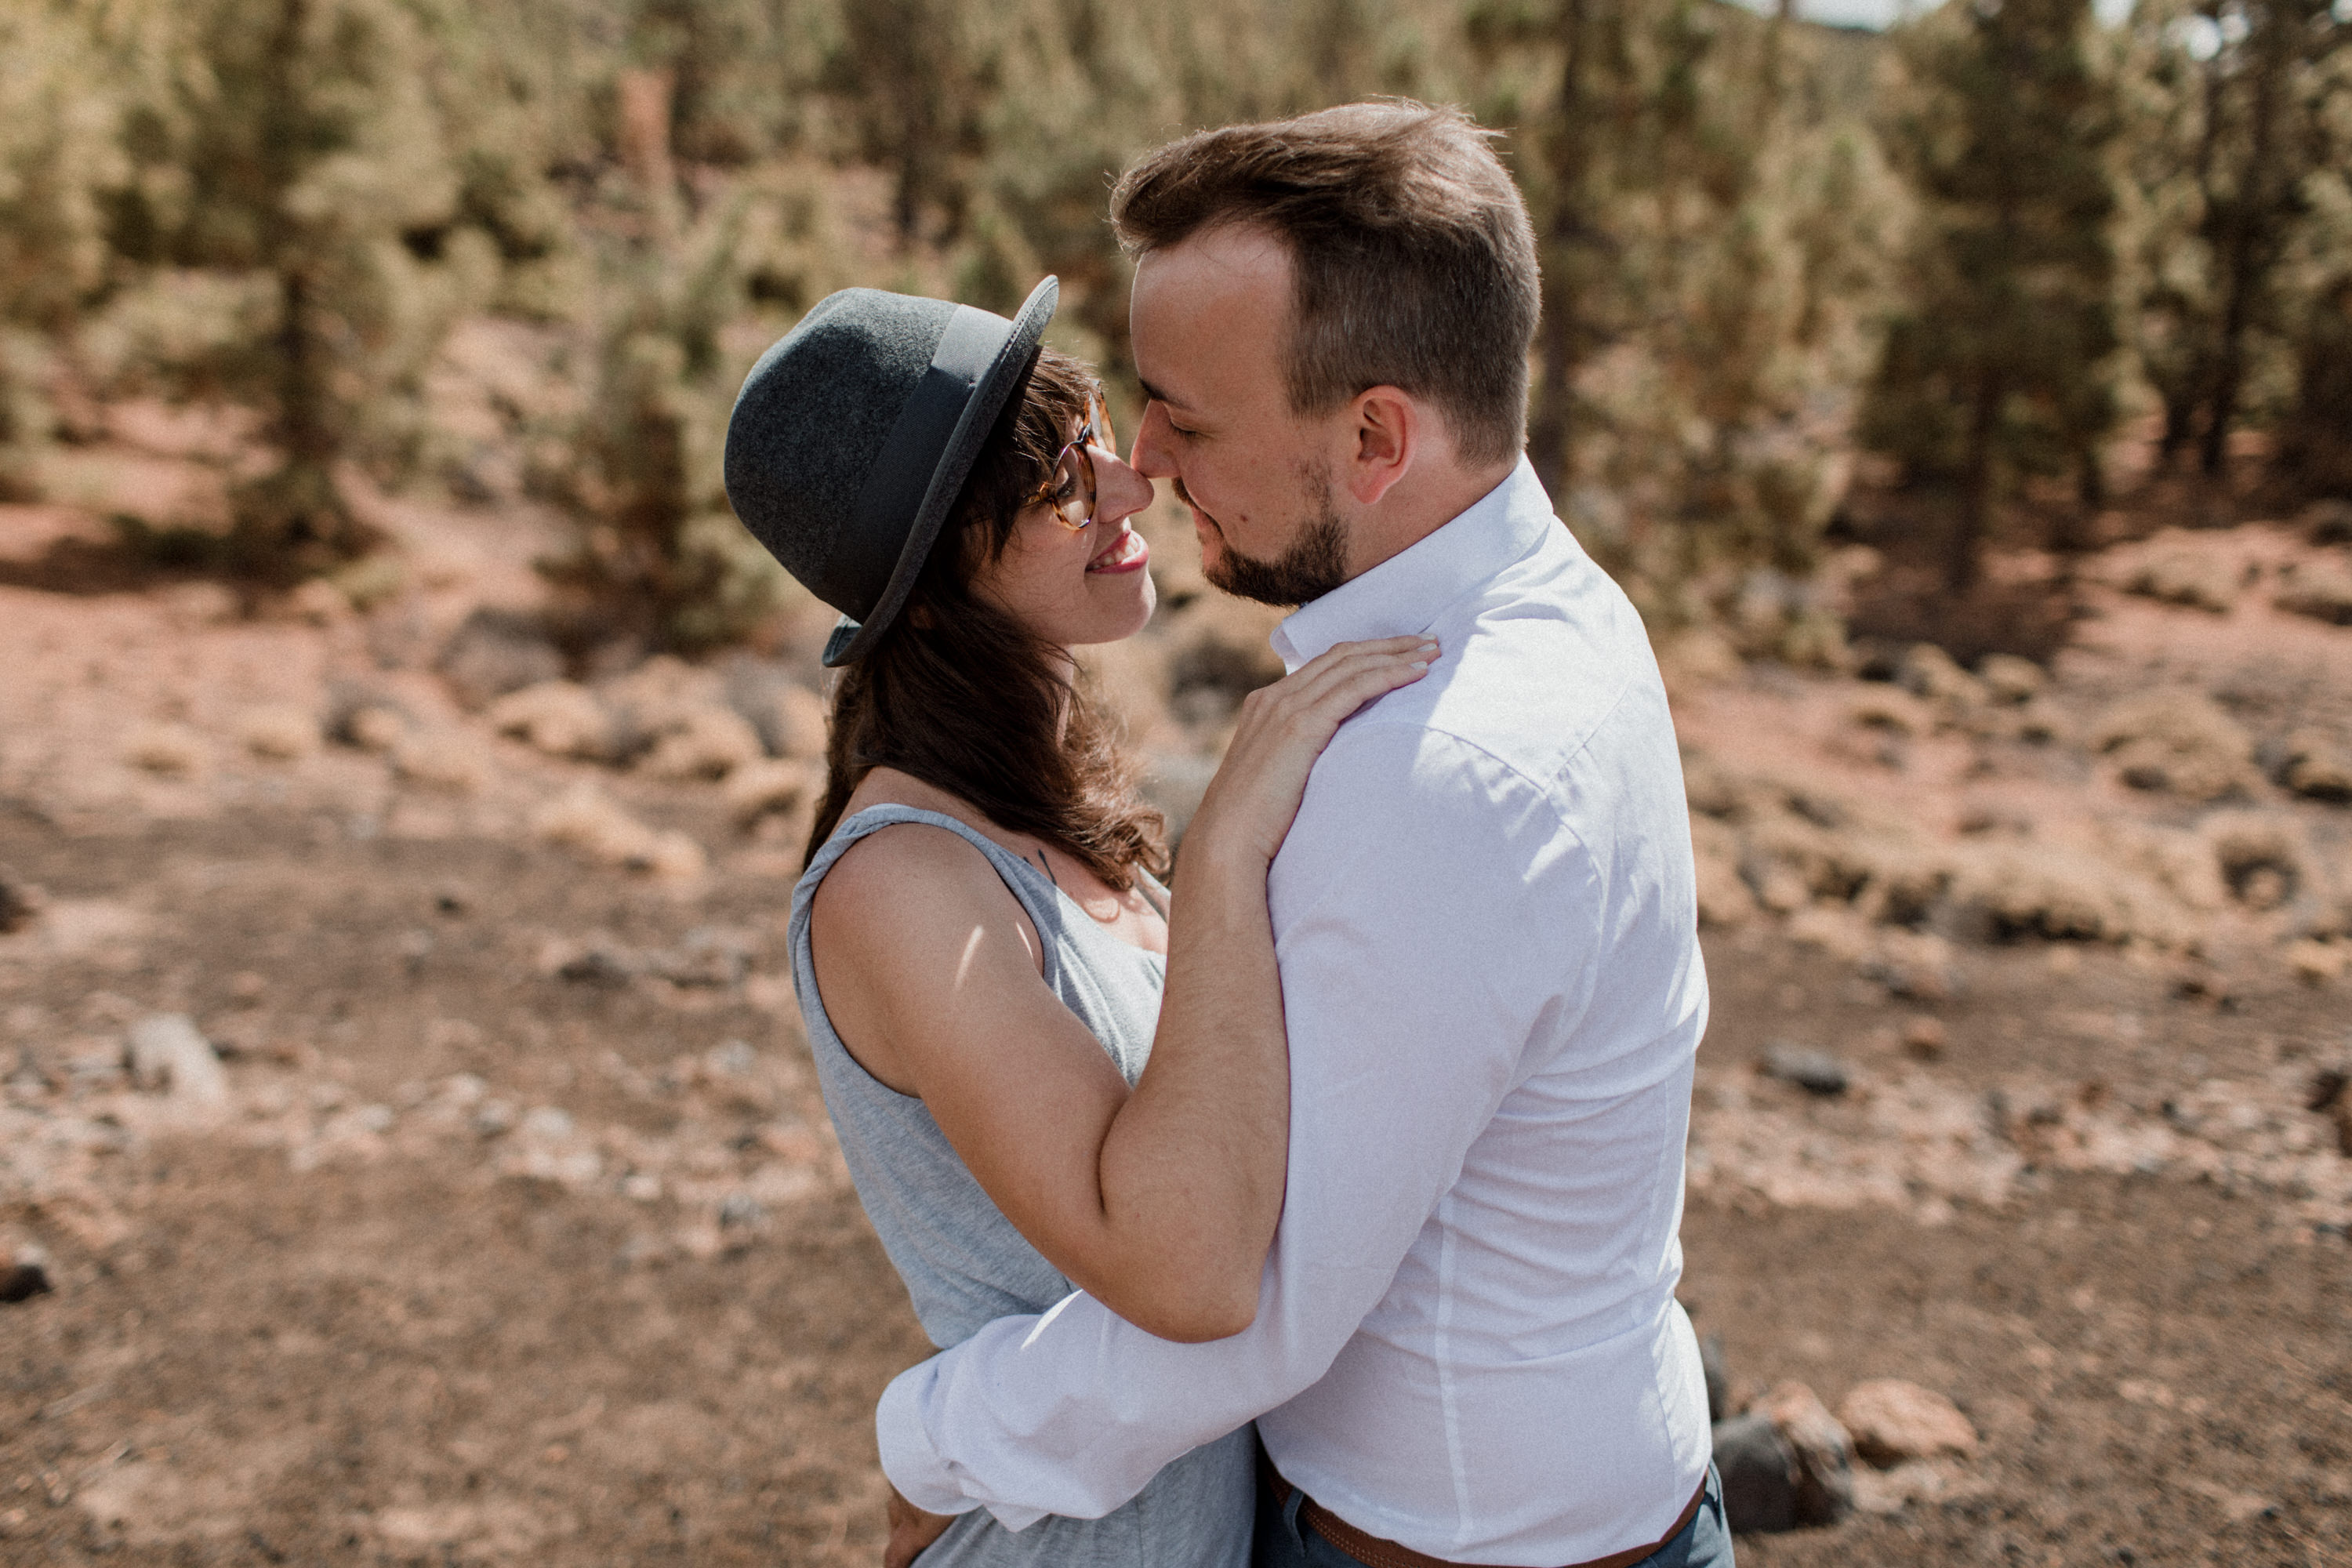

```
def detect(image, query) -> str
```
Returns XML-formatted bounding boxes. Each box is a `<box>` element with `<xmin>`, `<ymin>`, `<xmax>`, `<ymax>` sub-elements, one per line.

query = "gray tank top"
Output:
<box><xmin>789</xmin><ymin>804</ymin><xmax>1254</xmax><ymax>1568</ymax></box>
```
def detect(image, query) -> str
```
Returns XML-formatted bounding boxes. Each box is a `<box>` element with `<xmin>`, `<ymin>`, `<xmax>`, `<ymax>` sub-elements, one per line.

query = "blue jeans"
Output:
<box><xmin>1252</xmin><ymin>1465</ymin><xmax>1733</xmax><ymax>1568</ymax></box>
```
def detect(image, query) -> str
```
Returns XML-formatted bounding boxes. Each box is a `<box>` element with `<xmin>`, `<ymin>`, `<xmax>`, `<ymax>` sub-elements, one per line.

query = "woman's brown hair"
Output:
<box><xmin>805</xmin><ymin>346</ymin><xmax>1167</xmax><ymax>890</ymax></box>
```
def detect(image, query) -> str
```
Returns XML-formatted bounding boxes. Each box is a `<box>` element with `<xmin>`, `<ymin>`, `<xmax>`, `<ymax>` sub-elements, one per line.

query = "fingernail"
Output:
<box><xmin>1409</xmin><ymin>660</ymin><xmax>1428</xmax><ymax>671</ymax></box>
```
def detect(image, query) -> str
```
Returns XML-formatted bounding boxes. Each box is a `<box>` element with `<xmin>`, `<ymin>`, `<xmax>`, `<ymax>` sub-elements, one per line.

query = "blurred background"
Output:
<box><xmin>0</xmin><ymin>0</ymin><xmax>2345</xmax><ymax>638</ymax></box>
<box><xmin>2</xmin><ymin>0</ymin><xmax>2350</xmax><ymax>1563</ymax></box>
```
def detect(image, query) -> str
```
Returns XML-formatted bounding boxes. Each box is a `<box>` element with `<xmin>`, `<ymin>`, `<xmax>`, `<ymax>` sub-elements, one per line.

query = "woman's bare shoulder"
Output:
<box><xmin>810</xmin><ymin>812</ymin><xmax>1045</xmax><ymax>980</ymax></box>
<box><xmin>817</xmin><ymin>818</ymin><xmax>996</xmax><ymax>919</ymax></box>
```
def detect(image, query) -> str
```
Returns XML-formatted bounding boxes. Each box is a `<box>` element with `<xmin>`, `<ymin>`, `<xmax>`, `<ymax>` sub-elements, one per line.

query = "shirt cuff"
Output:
<box><xmin>874</xmin><ymin>1361</ymin><xmax>990</xmax><ymax>1522</ymax></box>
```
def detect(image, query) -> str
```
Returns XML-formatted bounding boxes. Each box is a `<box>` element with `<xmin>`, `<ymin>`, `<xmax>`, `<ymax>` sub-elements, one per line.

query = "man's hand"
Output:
<box><xmin>884</xmin><ymin>1483</ymin><xmax>955</xmax><ymax>1568</ymax></box>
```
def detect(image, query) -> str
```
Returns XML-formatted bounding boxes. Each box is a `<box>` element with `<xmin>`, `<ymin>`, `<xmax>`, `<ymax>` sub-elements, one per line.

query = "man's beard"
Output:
<box><xmin>1178</xmin><ymin>470</ymin><xmax>1349</xmax><ymax>608</ymax></box>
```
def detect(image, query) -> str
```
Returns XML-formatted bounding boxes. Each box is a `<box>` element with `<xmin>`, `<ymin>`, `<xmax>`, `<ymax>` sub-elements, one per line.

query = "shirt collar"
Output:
<box><xmin>1269</xmin><ymin>457</ymin><xmax>1556</xmax><ymax>672</ymax></box>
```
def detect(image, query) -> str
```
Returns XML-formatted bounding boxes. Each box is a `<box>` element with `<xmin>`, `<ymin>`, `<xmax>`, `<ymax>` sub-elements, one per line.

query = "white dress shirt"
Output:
<box><xmin>876</xmin><ymin>459</ymin><xmax>1712</xmax><ymax>1566</ymax></box>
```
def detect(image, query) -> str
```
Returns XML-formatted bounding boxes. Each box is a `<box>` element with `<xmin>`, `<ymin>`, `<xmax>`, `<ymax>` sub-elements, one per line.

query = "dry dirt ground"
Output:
<box><xmin>3</xmin><ymin>423</ymin><xmax>2352</xmax><ymax>1564</ymax></box>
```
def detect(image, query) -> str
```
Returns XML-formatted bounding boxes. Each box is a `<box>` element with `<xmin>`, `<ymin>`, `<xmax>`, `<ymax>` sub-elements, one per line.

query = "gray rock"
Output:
<box><xmin>2304</xmin><ymin>499</ymin><xmax>2352</xmax><ymax>546</ymax></box>
<box><xmin>436</xmin><ymin>608</ymin><xmax>564</xmax><ymax>710</ymax></box>
<box><xmin>651</xmin><ymin>928</ymin><xmax>750</xmax><ymax>989</ymax></box>
<box><xmin>0</xmin><ymin>1261</ymin><xmax>52</xmax><ymax>1305</ymax></box>
<box><xmin>1761</xmin><ymin>1043</ymin><xmax>1850</xmax><ymax>1097</ymax></box>
<box><xmin>125</xmin><ymin>1014</ymin><xmax>229</xmax><ymax>1110</ymax></box>
<box><xmin>557</xmin><ymin>945</ymin><xmax>637</xmax><ymax>988</ymax></box>
<box><xmin>1713</xmin><ymin>1413</ymin><xmax>1801</xmax><ymax>1534</ymax></box>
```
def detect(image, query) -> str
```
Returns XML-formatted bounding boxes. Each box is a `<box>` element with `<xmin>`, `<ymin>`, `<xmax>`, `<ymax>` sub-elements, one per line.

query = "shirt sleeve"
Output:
<box><xmin>876</xmin><ymin>724</ymin><xmax>1595</xmax><ymax>1527</ymax></box>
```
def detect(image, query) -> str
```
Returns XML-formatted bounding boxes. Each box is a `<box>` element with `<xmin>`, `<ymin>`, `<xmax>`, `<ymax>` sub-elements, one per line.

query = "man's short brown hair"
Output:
<box><xmin>1110</xmin><ymin>101</ymin><xmax>1539</xmax><ymax>470</ymax></box>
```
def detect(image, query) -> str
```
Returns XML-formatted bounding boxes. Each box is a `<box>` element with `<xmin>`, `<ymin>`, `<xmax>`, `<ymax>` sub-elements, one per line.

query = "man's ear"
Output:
<box><xmin>1344</xmin><ymin>387</ymin><xmax>1417</xmax><ymax>506</ymax></box>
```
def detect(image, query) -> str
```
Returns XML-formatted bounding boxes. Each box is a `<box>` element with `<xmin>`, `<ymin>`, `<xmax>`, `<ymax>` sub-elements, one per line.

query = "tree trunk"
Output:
<box><xmin>1526</xmin><ymin>0</ymin><xmax>1594</xmax><ymax>502</ymax></box>
<box><xmin>1951</xmin><ymin>372</ymin><xmax>2003</xmax><ymax>594</ymax></box>
<box><xmin>2200</xmin><ymin>2</ymin><xmax>2287</xmax><ymax>478</ymax></box>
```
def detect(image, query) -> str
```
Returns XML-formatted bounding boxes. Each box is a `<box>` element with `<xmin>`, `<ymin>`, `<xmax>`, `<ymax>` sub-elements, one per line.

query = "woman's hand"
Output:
<box><xmin>1183</xmin><ymin>636</ymin><xmax>1438</xmax><ymax>870</ymax></box>
<box><xmin>883</xmin><ymin>1484</ymin><xmax>954</xmax><ymax>1568</ymax></box>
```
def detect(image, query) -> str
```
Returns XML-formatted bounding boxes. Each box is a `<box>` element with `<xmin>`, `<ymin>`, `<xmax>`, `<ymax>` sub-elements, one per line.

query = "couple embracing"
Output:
<box><xmin>721</xmin><ymin>101</ymin><xmax>1727</xmax><ymax>1568</ymax></box>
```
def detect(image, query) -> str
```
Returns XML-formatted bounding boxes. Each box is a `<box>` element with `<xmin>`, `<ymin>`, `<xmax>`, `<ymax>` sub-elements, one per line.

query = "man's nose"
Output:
<box><xmin>1129</xmin><ymin>402</ymin><xmax>1179</xmax><ymax>481</ymax></box>
<box><xmin>1093</xmin><ymin>449</ymin><xmax>1156</xmax><ymax>525</ymax></box>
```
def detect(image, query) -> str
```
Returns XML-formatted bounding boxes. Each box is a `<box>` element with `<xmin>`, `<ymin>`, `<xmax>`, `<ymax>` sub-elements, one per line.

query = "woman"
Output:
<box><xmin>723</xmin><ymin>278</ymin><xmax>1433</xmax><ymax>1567</ymax></box>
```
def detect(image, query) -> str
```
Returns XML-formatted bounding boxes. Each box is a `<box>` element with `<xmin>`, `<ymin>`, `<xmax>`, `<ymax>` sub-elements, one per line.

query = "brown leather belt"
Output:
<box><xmin>1258</xmin><ymin>1446</ymin><xmax>1708</xmax><ymax>1568</ymax></box>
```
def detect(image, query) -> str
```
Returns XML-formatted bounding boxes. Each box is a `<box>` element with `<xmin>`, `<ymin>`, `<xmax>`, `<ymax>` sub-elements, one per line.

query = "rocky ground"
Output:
<box><xmin>2</xmin><ymin>401</ymin><xmax>2350</xmax><ymax>1564</ymax></box>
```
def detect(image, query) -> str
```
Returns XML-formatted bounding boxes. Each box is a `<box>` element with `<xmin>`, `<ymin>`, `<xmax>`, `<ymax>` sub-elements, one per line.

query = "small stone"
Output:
<box><xmin>1898</xmin><ymin>644</ymin><xmax>1986</xmax><ymax>708</ymax></box>
<box><xmin>2276</xmin><ymin>560</ymin><xmax>2352</xmax><ymax>626</ymax></box>
<box><xmin>2270</xmin><ymin>729</ymin><xmax>2352</xmax><ymax>804</ymax></box>
<box><xmin>1852</xmin><ymin>1459</ymin><xmax>1955</xmax><ymax>1515</ymax></box>
<box><xmin>238</xmin><ymin>706</ymin><xmax>320</xmax><ymax>761</ymax></box>
<box><xmin>556</xmin><ymin>946</ymin><xmax>636</xmax><ymax>988</ymax></box>
<box><xmin>437</xmin><ymin>608</ymin><xmax>564</xmax><ymax>709</ymax></box>
<box><xmin>487</xmin><ymin>681</ymin><xmax>618</xmax><ymax>762</ymax></box>
<box><xmin>1900</xmin><ymin>1017</ymin><xmax>1947</xmax><ymax>1061</ymax></box>
<box><xmin>0</xmin><ymin>1262</ymin><xmax>54</xmax><ymax>1305</ymax></box>
<box><xmin>123</xmin><ymin>722</ymin><xmax>205</xmax><ymax>777</ymax></box>
<box><xmin>520</xmin><ymin>1105</ymin><xmax>574</xmax><ymax>1142</ymax></box>
<box><xmin>2123</xmin><ymin>548</ymin><xmax>2239</xmax><ymax>613</ymax></box>
<box><xmin>637</xmin><ymin>706</ymin><xmax>765</xmax><ymax>782</ymax></box>
<box><xmin>725</xmin><ymin>759</ymin><xmax>817</xmax><ymax>828</ymax></box>
<box><xmin>125</xmin><ymin>1014</ymin><xmax>230</xmax><ymax>1111</ymax></box>
<box><xmin>0</xmin><ymin>866</ymin><xmax>42</xmax><ymax>935</ymax></box>
<box><xmin>394</xmin><ymin>732</ymin><xmax>492</xmax><ymax>795</ymax></box>
<box><xmin>1976</xmin><ymin>654</ymin><xmax>2045</xmax><ymax>706</ymax></box>
<box><xmin>287</xmin><ymin>576</ymin><xmax>352</xmax><ymax>625</ymax></box>
<box><xmin>1756</xmin><ymin>1380</ymin><xmax>1856</xmax><ymax>1526</ymax></box>
<box><xmin>1760</xmin><ymin>1044</ymin><xmax>1849</xmax><ymax>1097</ymax></box>
<box><xmin>532</xmin><ymin>785</ymin><xmax>707</xmax><ymax>880</ymax></box>
<box><xmin>341</xmin><ymin>710</ymin><xmax>409</xmax><ymax>761</ymax></box>
<box><xmin>652</xmin><ymin>928</ymin><xmax>749</xmax><ymax>989</ymax></box>
<box><xmin>1836</xmin><ymin>1378</ymin><xmax>1980</xmax><ymax>1468</ymax></box>
<box><xmin>2304</xmin><ymin>499</ymin><xmax>2352</xmax><ymax>546</ymax></box>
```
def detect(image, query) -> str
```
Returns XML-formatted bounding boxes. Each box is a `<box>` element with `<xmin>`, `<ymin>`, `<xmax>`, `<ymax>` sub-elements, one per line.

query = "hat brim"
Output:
<box><xmin>821</xmin><ymin>276</ymin><xmax>1060</xmax><ymax>666</ymax></box>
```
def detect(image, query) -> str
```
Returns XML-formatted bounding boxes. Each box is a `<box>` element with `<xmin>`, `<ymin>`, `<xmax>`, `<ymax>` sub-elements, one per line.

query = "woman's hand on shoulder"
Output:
<box><xmin>1183</xmin><ymin>636</ymin><xmax>1437</xmax><ymax>871</ymax></box>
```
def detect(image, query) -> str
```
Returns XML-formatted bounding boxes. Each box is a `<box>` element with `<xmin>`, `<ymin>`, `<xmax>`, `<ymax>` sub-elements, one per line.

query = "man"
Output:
<box><xmin>879</xmin><ymin>102</ymin><xmax>1725</xmax><ymax>1568</ymax></box>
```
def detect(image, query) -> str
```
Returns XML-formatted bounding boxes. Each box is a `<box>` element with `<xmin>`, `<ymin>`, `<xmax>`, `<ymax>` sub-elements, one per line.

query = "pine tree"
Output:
<box><xmin>2188</xmin><ymin>0</ymin><xmax>2348</xmax><ymax>477</ymax></box>
<box><xmin>100</xmin><ymin>0</ymin><xmax>485</xmax><ymax>576</ymax></box>
<box><xmin>2284</xmin><ymin>274</ymin><xmax>2352</xmax><ymax>497</ymax></box>
<box><xmin>2114</xmin><ymin>0</ymin><xmax>2348</xmax><ymax>480</ymax></box>
<box><xmin>1465</xmin><ymin>0</ymin><xmax>1896</xmax><ymax>640</ymax></box>
<box><xmin>0</xmin><ymin>2</ymin><xmax>125</xmax><ymax>495</ymax></box>
<box><xmin>540</xmin><ymin>77</ymin><xmax>792</xmax><ymax>655</ymax></box>
<box><xmin>822</xmin><ymin>0</ymin><xmax>992</xmax><ymax>250</ymax></box>
<box><xmin>1862</xmin><ymin>0</ymin><xmax>2121</xmax><ymax>591</ymax></box>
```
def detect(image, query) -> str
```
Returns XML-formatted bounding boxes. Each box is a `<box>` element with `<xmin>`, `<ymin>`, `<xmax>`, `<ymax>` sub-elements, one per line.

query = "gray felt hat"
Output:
<box><xmin>723</xmin><ymin>277</ymin><xmax>1059</xmax><ymax>666</ymax></box>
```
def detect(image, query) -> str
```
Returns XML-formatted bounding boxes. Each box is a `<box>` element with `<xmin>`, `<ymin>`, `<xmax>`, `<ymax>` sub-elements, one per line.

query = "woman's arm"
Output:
<box><xmin>808</xmin><ymin>636</ymin><xmax>1436</xmax><ymax>1342</ymax></box>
